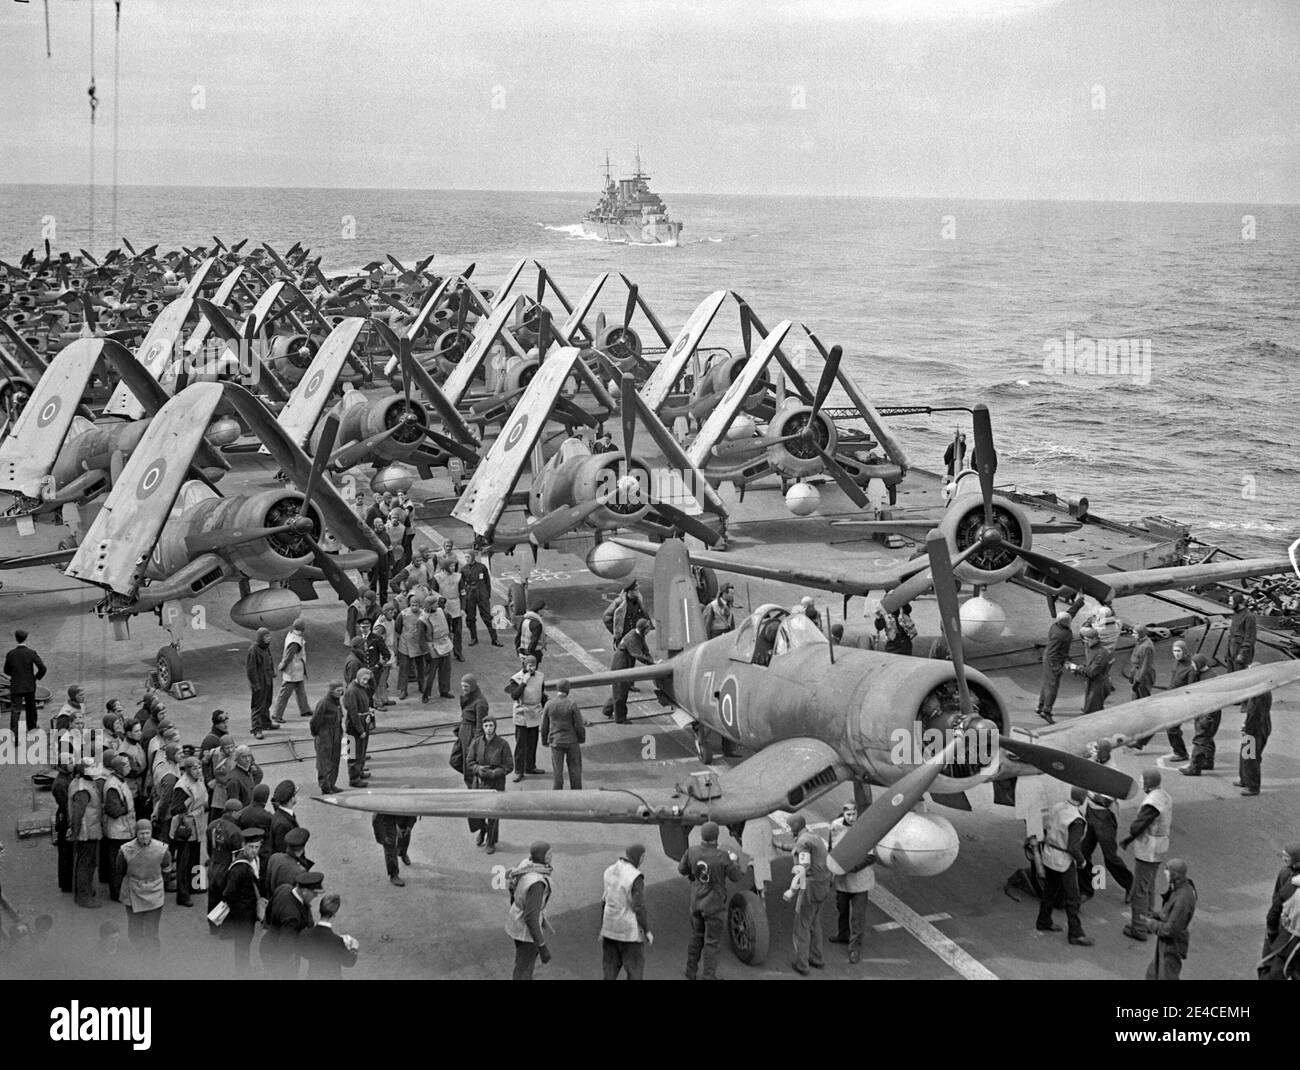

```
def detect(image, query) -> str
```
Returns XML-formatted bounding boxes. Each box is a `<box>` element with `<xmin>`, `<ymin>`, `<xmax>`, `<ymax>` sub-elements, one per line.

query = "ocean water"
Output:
<box><xmin>1</xmin><ymin>184</ymin><xmax>1296</xmax><ymax>556</ymax></box>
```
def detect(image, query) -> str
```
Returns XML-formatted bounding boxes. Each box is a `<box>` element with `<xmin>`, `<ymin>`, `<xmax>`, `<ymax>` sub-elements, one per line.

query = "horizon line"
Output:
<box><xmin>1</xmin><ymin>181</ymin><xmax>1296</xmax><ymax>208</ymax></box>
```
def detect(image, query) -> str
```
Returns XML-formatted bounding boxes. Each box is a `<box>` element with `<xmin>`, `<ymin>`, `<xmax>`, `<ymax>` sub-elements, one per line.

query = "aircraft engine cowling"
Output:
<box><xmin>593</xmin><ymin>325</ymin><xmax>642</xmax><ymax>364</ymax></box>
<box><xmin>156</xmin><ymin>490</ymin><xmax>322</xmax><ymax>582</ymax></box>
<box><xmin>503</xmin><ymin>357</ymin><xmax>539</xmax><ymax>396</ymax></box>
<box><xmin>695</xmin><ymin>355</ymin><xmax>769</xmax><ymax>413</ymax></box>
<box><xmin>851</xmin><ymin>656</ymin><xmax>1006</xmax><ymax>797</ymax></box>
<box><xmin>361</xmin><ymin>395</ymin><xmax>430</xmax><ymax>462</ymax></box>
<box><xmin>939</xmin><ymin>474</ymin><xmax>1033</xmax><ymax>587</ymax></box>
<box><xmin>266</xmin><ymin>333</ymin><xmax>318</xmax><ymax>385</ymax></box>
<box><xmin>536</xmin><ymin>453</ymin><xmax>653</xmax><ymax>530</ymax></box>
<box><xmin>767</xmin><ymin>404</ymin><xmax>837</xmax><ymax>480</ymax></box>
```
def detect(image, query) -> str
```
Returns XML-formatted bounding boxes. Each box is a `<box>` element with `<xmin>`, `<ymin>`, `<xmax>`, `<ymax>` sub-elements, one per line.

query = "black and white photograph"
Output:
<box><xmin>0</xmin><ymin>0</ymin><xmax>1296</xmax><ymax>1025</ymax></box>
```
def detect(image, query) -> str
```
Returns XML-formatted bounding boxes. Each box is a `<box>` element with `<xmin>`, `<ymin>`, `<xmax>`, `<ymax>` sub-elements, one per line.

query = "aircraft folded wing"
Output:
<box><xmin>181</xmin><ymin>257</ymin><xmax>218</xmax><ymax>298</ymax></box>
<box><xmin>639</xmin><ymin>289</ymin><xmax>729</xmax><ymax>413</ymax></box>
<box><xmin>441</xmin><ymin>295</ymin><xmax>518</xmax><ymax>406</ymax></box>
<box><xmin>452</xmin><ymin>348</ymin><xmax>582</xmax><ymax>536</ymax></box>
<box><xmin>401</xmin><ymin>340</ymin><xmax>480</xmax><ymax>445</ymax></box>
<box><xmin>612</xmin><ymin>537</ymin><xmax>918</xmax><ymax>595</ymax></box>
<box><xmin>0</xmin><ymin>339</ymin><xmax>105</xmax><ymax>496</ymax></box>
<box><xmin>101</xmin><ymin>297</ymin><xmax>195</xmax><ymax>419</ymax></box>
<box><xmin>688</xmin><ymin>320</ymin><xmax>793</xmax><ymax>470</ymax></box>
<box><xmin>99</xmin><ymin>341</ymin><xmax>229</xmax><ymax>473</ymax></box>
<box><xmin>66</xmin><ymin>382</ymin><xmax>226</xmax><ymax>595</ymax></box>
<box><xmin>1029</xmin><ymin>661</ymin><xmax>1300</xmax><ymax>757</ymax></box>
<box><xmin>405</xmin><ymin>275</ymin><xmax>454</xmax><ymax>341</ymax></box>
<box><xmin>1103</xmin><ymin>558</ymin><xmax>1296</xmax><ymax>601</ymax></box>
<box><xmin>273</xmin><ymin>317</ymin><xmax>365</xmax><ymax>448</ymax></box>
<box><xmin>556</xmin><ymin>273</ymin><xmax>609</xmax><ymax>343</ymax></box>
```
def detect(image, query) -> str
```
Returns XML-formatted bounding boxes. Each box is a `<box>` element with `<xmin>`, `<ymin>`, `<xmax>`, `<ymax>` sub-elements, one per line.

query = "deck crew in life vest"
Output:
<box><xmin>505</xmin><ymin>840</ymin><xmax>555</xmax><ymax>980</ymax></box>
<box><xmin>1120</xmin><ymin>768</ymin><xmax>1172</xmax><ymax>942</ymax></box>
<box><xmin>1035</xmin><ymin>786</ymin><xmax>1095</xmax><ymax>946</ymax></box>
<box><xmin>599</xmin><ymin>844</ymin><xmax>652</xmax><ymax>980</ymax></box>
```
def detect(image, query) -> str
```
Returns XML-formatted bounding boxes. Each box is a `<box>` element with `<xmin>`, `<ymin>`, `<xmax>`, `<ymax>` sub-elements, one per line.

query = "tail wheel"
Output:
<box><xmin>156</xmin><ymin>645</ymin><xmax>183</xmax><ymax>689</ymax></box>
<box><xmin>727</xmin><ymin>890</ymin><xmax>770</xmax><ymax>965</ymax></box>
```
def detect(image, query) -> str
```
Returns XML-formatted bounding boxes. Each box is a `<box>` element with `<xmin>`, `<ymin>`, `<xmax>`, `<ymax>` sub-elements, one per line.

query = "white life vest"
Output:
<box><xmin>828</xmin><ymin>818</ymin><xmax>876</xmax><ymax>893</ymax></box>
<box><xmin>102</xmin><ymin>773</ymin><xmax>136</xmax><ymax>840</ymax></box>
<box><xmin>120</xmin><ymin>838</ymin><xmax>167</xmax><ymax>912</ymax></box>
<box><xmin>1133</xmin><ymin>788</ymin><xmax>1172</xmax><ymax>862</ymax></box>
<box><xmin>1042</xmin><ymin>801</ymin><xmax>1083</xmax><ymax>873</ymax></box>
<box><xmin>504</xmin><ymin>870</ymin><xmax>552</xmax><ymax>943</ymax></box>
<box><xmin>71</xmin><ymin>776</ymin><xmax>103</xmax><ymax>841</ymax></box>
<box><xmin>281</xmin><ymin>630</ymin><xmax>307</xmax><ymax>682</ymax></box>
<box><xmin>599</xmin><ymin>859</ymin><xmax>644</xmax><ymax>942</ymax></box>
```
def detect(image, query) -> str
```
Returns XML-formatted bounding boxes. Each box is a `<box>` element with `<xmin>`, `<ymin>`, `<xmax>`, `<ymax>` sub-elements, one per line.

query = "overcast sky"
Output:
<box><xmin>1</xmin><ymin>0</ymin><xmax>1296</xmax><ymax>201</ymax></box>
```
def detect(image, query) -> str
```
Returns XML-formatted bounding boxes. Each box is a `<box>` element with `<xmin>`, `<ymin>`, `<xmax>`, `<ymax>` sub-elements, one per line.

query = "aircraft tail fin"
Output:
<box><xmin>652</xmin><ymin>538</ymin><xmax>705</xmax><ymax>656</ymax></box>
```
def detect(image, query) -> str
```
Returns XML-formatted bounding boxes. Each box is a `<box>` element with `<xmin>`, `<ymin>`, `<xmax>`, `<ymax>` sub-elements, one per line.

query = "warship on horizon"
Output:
<box><xmin>579</xmin><ymin>150</ymin><xmax>682</xmax><ymax>246</ymax></box>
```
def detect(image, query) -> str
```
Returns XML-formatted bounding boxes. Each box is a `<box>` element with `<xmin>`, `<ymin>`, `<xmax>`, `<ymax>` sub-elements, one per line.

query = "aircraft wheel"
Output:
<box><xmin>727</xmin><ymin>890</ymin><xmax>769</xmax><ymax>966</ymax></box>
<box><xmin>693</xmin><ymin>566</ymin><xmax>718</xmax><ymax>605</ymax></box>
<box><xmin>155</xmin><ymin>646</ymin><xmax>183</xmax><ymax>689</ymax></box>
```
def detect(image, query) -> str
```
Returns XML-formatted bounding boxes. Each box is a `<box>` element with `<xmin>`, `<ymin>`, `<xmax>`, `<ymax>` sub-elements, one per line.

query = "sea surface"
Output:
<box><xmin>1</xmin><ymin>184</ymin><xmax>1296</xmax><ymax>557</ymax></box>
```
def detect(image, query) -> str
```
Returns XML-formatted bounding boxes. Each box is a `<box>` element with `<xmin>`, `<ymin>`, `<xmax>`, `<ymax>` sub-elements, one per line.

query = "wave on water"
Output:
<box><xmin>537</xmin><ymin>223</ymin><xmax>600</xmax><ymax>240</ymax></box>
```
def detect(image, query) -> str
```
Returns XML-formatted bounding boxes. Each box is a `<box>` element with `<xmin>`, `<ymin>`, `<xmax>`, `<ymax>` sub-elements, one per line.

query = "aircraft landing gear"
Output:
<box><xmin>727</xmin><ymin>890</ymin><xmax>770</xmax><ymax>965</ymax></box>
<box><xmin>155</xmin><ymin>643</ymin><xmax>184</xmax><ymax>689</ymax></box>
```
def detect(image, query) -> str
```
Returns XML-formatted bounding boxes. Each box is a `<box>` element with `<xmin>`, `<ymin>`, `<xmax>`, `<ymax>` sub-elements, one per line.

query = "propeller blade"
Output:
<box><xmin>536</xmin><ymin>271</ymin><xmax>546</xmax><ymax>306</ymax></box>
<box><xmin>926</xmin><ymin>530</ymin><xmax>973</xmax><ymax>721</ymax></box>
<box><xmin>370</xmin><ymin>317</ymin><xmax>402</xmax><ymax>359</ymax></box>
<box><xmin>415</xmin><ymin>254</ymin><xmax>435</xmax><ymax>275</ymax></box>
<box><xmin>594</xmin><ymin>311</ymin><xmax>606</xmax><ymax>337</ymax></box>
<box><xmin>1006</xmin><ymin>541</ymin><xmax>1116</xmax><ymax>604</ymax></box>
<box><xmin>623</xmin><ymin>283</ymin><xmax>638</xmax><ymax>332</ymax></box>
<box><xmin>378</xmin><ymin>291</ymin><xmax>414</xmax><ymax>317</ymax></box>
<box><xmin>387</xmin><ymin>254</ymin><xmax>409</xmax><ymax>275</ymax></box>
<box><xmin>973</xmin><ymin>403</ymin><xmax>997</xmax><ymax>528</ymax></box>
<box><xmin>185</xmin><ymin>521</ymin><xmax>305</xmax><ymax>558</ymax></box>
<box><xmin>528</xmin><ymin>498</ymin><xmax>610</xmax><ymax>545</ymax></box>
<box><xmin>647</xmin><ymin>501</ymin><xmax>720</xmax><ymax>545</ymax></box>
<box><xmin>306</xmin><ymin>413</ymin><xmax>340</xmax><ymax>505</ymax></box>
<box><xmin>80</xmin><ymin>248</ymin><xmax>100</xmax><ymax>266</ymax></box>
<box><xmin>81</xmin><ymin>292</ymin><xmax>98</xmax><ymax>332</ymax></box>
<box><xmin>304</xmin><ymin>533</ymin><xmax>361</xmax><ymax>604</ymax></box>
<box><xmin>813</xmin><ymin>344</ymin><xmax>841</xmax><ymax>415</ymax></box>
<box><xmin>421</xmin><ymin>427</ymin><xmax>480</xmax><ymax>464</ymax></box>
<box><xmin>814</xmin><ymin>447</ymin><xmax>870</xmax><ymax>509</ymax></box>
<box><xmin>828</xmin><ymin>738</ymin><xmax>959</xmax><ymax>876</ymax></box>
<box><xmin>329</xmin><ymin>424</ymin><xmax>402</xmax><ymax>471</ymax></box>
<box><xmin>536</xmin><ymin>305</ymin><xmax>551</xmax><ymax>361</ymax></box>
<box><xmin>620</xmin><ymin>372</ymin><xmax>636</xmax><ymax>460</ymax></box>
<box><xmin>122</xmin><ymin>237</ymin><xmax>137</xmax><ymax>256</ymax></box>
<box><xmin>739</xmin><ymin>301</ymin><xmax>753</xmax><ymax>358</ymax></box>
<box><xmin>997</xmin><ymin>737</ymin><xmax>1134</xmax><ymax>798</ymax></box>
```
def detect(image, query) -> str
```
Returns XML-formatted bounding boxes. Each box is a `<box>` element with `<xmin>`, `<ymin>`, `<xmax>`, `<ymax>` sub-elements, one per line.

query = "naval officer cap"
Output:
<box><xmin>294</xmin><ymin>871</ymin><xmax>325</xmax><ymax>888</ymax></box>
<box><xmin>284</xmin><ymin>828</ymin><xmax>310</xmax><ymax>848</ymax></box>
<box><xmin>240</xmin><ymin>827</ymin><xmax>266</xmax><ymax>842</ymax></box>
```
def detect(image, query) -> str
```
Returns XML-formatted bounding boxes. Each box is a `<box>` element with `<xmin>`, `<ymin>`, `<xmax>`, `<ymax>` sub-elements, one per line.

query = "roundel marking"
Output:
<box><xmin>136</xmin><ymin>459</ymin><xmax>167</xmax><ymax>500</ymax></box>
<box><xmin>304</xmin><ymin>369</ymin><xmax>324</xmax><ymax>399</ymax></box>
<box><xmin>890</xmin><ymin>793</ymin><xmax>906</xmax><ymax>807</ymax></box>
<box><xmin>504</xmin><ymin>412</ymin><xmax>529</xmax><ymax>450</ymax></box>
<box><xmin>718</xmin><ymin>674</ymin><xmax>739</xmax><ymax>730</ymax></box>
<box><xmin>36</xmin><ymin>395</ymin><xmax>62</xmax><ymax>428</ymax></box>
<box><xmin>143</xmin><ymin>340</ymin><xmax>167</xmax><ymax>368</ymax></box>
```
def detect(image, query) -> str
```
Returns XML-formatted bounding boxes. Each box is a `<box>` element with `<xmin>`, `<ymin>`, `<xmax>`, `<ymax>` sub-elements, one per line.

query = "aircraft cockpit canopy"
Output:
<box><xmin>730</xmin><ymin>604</ymin><xmax>825</xmax><ymax>665</ymax></box>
